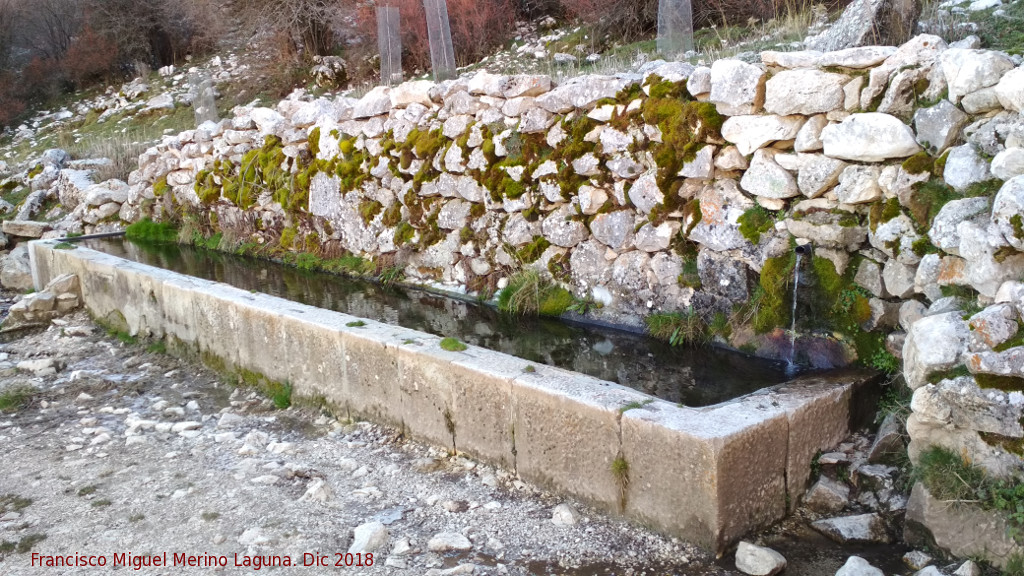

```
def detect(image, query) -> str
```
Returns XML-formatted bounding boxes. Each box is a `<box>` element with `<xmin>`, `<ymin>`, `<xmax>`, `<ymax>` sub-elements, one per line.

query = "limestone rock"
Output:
<box><xmin>734</xmin><ymin>541</ymin><xmax>787</xmax><ymax>576</ymax></box>
<box><xmin>427</xmin><ymin>532</ymin><xmax>472</xmax><ymax>552</ymax></box>
<box><xmin>1</xmin><ymin>246</ymin><xmax>34</xmax><ymax>292</ymax></box>
<box><xmin>958</xmin><ymin>220</ymin><xmax>1024</xmax><ymax>297</ymax></box>
<box><xmin>798</xmin><ymin>154</ymin><xmax>846</xmax><ymax>198</ymax></box>
<box><xmin>551</xmin><ymin>503</ymin><xmax>580</xmax><ymax>527</ymax></box>
<box><xmin>811</xmin><ymin>513</ymin><xmax>891</xmax><ymax>544</ymax></box>
<box><xmin>635</xmin><ymin>222</ymin><xmax>679</xmax><ymax>252</ymax></box>
<box><xmin>629</xmin><ymin>172</ymin><xmax>664</xmax><ymax>214</ymax></box>
<box><xmin>715</xmin><ymin>146</ymin><xmax>748</xmax><ymax>171</ymax></box>
<box><xmin>501</xmin><ymin>75</ymin><xmax>551</xmax><ymax>99</ymax></box>
<box><xmin>943</xmin><ymin>144</ymin><xmax>993</xmax><ymax>192</ymax></box>
<box><xmin>804</xmin><ymin>0</ymin><xmax>920</xmax><ymax>52</ymax></box>
<box><xmin>740</xmin><ymin>150</ymin><xmax>799</xmax><ymax>199</ymax></box>
<box><xmin>688</xmin><ymin>179</ymin><xmax>754</xmax><ymax>251</ymax></box>
<box><xmin>940</xmin><ymin>49</ymin><xmax>1015</xmax><ymax>103</ymax></box>
<box><xmin>698</xmin><ymin>249</ymin><xmax>754</xmax><ymax>303</ymax></box>
<box><xmin>883</xmin><ymin>260</ymin><xmax>917</xmax><ymax>298</ymax></box>
<box><xmin>687</xmin><ymin>66</ymin><xmax>712</xmax><ymax>97</ymax></box>
<box><xmin>721</xmin><ymin>115</ymin><xmax>805</xmax><ymax>156</ymax></box>
<box><xmin>352</xmin><ymin>86</ymin><xmax>392</xmax><ymax>119</ymax></box>
<box><xmin>992</xmin><ymin>176</ymin><xmax>1024</xmax><ymax>250</ymax></box>
<box><xmin>835</xmin><ymin>556</ymin><xmax>885</xmax><ymax>576</ymax></box>
<box><xmin>349</xmin><ymin>522</ymin><xmax>388</xmax><ymax>554</ymax></box>
<box><xmin>821</xmin><ymin>113</ymin><xmax>922</xmax><ymax>162</ymax></box>
<box><xmin>928</xmin><ymin>197</ymin><xmax>990</xmax><ymax>256</ymax></box>
<box><xmin>785</xmin><ymin>212</ymin><xmax>867</xmax><ymax>251</ymax></box>
<box><xmin>589</xmin><ymin>211</ymin><xmax>635</xmax><ymax>251</ymax></box>
<box><xmin>868</xmin><ymin>412</ymin><xmax>905</xmax><ymax>463</ymax></box>
<box><xmin>795</xmin><ymin>115</ymin><xmax>828</xmax><ymax>152</ymax></box>
<box><xmin>804</xmin><ymin>476</ymin><xmax>851</xmax><ymax>514</ymax></box>
<box><xmin>542</xmin><ymin>205</ymin><xmax>588</xmax><ymax>248</ymax></box>
<box><xmin>818</xmin><ymin>46</ymin><xmax>898</xmax><ymax>68</ymax></box>
<box><xmin>764</xmin><ymin>70</ymin><xmax>847</xmax><ymax>115</ymax></box>
<box><xmin>995</xmin><ymin>67</ymin><xmax>1024</xmax><ymax>112</ymax></box>
<box><xmin>709</xmin><ymin>60</ymin><xmax>766</xmax><ymax>116</ymax></box>
<box><xmin>834</xmin><ymin>165</ymin><xmax>881</xmax><ymax>204</ymax></box>
<box><xmin>913</xmin><ymin>100</ymin><xmax>968</xmax><ymax>155</ymax></box>
<box><xmin>870</xmin><ymin>213</ymin><xmax>921</xmax><ymax>265</ymax></box>
<box><xmin>2</xmin><ymin>220</ymin><xmax>50</xmax><ymax>238</ymax></box>
<box><xmin>992</xmin><ymin>148</ymin><xmax>1024</xmax><ymax>181</ymax></box>
<box><xmin>855</xmin><ymin>259</ymin><xmax>888</xmax><ymax>298</ymax></box>
<box><xmin>536</xmin><ymin>76</ymin><xmax>636</xmax><ymax>113</ymax></box>
<box><xmin>903</xmin><ymin>312</ymin><xmax>971</xmax><ymax>389</ymax></box>
<box><xmin>968</xmin><ymin>303</ymin><xmax>1018</xmax><ymax>350</ymax></box>
<box><xmin>906</xmin><ymin>482</ymin><xmax>1023</xmax><ymax>570</ymax></box>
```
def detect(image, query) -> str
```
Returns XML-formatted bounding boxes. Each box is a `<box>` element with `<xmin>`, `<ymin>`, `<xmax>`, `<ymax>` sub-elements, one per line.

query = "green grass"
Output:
<box><xmin>497</xmin><ymin>269</ymin><xmax>574</xmax><ymax>317</ymax></box>
<box><xmin>346</xmin><ymin>320</ymin><xmax>366</xmax><ymax>327</ymax></box>
<box><xmin>0</xmin><ymin>533</ymin><xmax>46</xmax><ymax>556</ymax></box>
<box><xmin>974</xmin><ymin>0</ymin><xmax>1024</xmax><ymax>55</ymax></box>
<box><xmin>440</xmin><ymin>337</ymin><xmax>468</xmax><ymax>352</ymax></box>
<box><xmin>77</xmin><ymin>485</ymin><xmax>98</xmax><ymax>496</ymax></box>
<box><xmin>0</xmin><ymin>386</ymin><xmax>36</xmax><ymax>413</ymax></box>
<box><xmin>0</xmin><ymin>494</ymin><xmax>32</xmax><ymax>514</ymax></box>
<box><xmin>645</xmin><ymin>311</ymin><xmax>709</xmax><ymax>346</ymax></box>
<box><xmin>619</xmin><ymin>399</ymin><xmax>654</xmax><ymax>413</ymax></box>
<box><xmin>125</xmin><ymin>218</ymin><xmax>179</xmax><ymax>244</ymax></box>
<box><xmin>146</xmin><ymin>341</ymin><xmax>167</xmax><ymax>354</ymax></box>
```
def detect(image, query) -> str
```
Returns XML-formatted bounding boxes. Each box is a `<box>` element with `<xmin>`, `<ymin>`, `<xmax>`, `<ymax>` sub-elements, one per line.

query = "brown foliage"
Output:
<box><xmin>63</xmin><ymin>24</ymin><xmax>118</xmax><ymax>87</ymax></box>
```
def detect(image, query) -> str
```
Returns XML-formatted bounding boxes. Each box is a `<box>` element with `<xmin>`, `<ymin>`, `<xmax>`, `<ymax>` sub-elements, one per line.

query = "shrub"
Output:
<box><xmin>63</xmin><ymin>25</ymin><xmax>118</xmax><ymax>87</ymax></box>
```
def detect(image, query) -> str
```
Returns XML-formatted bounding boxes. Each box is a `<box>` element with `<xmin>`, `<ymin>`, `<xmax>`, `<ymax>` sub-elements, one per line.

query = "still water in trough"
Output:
<box><xmin>87</xmin><ymin>237</ymin><xmax>791</xmax><ymax>407</ymax></box>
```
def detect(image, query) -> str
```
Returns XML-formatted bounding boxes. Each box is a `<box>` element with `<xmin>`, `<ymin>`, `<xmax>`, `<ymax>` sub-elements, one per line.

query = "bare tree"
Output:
<box><xmin>236</xmin><ymin>0</ymin><xmax>341</xmax><ymax>59</ymax></box>
<box><xmin>19</xmin><ymin>0</ymin><xmax>82</xmax><ymax>60</ymax></box>
<box><xmin>0</xmin><ymin>0</ymin><xmax>16</xmax><ymax>69</ymax></box>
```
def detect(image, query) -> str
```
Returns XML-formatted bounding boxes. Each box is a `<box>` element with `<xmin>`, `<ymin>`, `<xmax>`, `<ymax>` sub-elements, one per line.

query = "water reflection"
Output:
<box><xmin>87</xmin><ymin>238</ymin><xmax>791</xmax><ymax>407</ymax></box>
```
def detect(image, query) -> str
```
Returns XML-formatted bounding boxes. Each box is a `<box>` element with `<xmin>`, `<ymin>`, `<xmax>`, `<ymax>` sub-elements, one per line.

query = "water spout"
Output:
<box><xmin>786</xmin><ymin>248</ymin><xmax>804</xmax><ymax>376</ymax></box>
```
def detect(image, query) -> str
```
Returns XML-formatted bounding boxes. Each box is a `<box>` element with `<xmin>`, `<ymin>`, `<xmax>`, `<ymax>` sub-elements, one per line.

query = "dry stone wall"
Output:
<box><xmin>40</xmin><ymin>32</ymin><xmax>1024</xmax><ymax>564</ymax></box>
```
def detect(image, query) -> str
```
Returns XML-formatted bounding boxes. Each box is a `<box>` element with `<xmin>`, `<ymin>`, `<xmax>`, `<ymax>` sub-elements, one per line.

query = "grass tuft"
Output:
<box><xmin>440</xmin><ymin>337</ymin><xmax>468</xmax><ymax>352</ymax></box>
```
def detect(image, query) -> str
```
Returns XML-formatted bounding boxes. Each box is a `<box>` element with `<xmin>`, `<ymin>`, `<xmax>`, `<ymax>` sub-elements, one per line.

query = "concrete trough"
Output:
<box><xmin>29</xmin><ymin>239</ymin><xmax>881</xmax><ymax>553</ymax></box>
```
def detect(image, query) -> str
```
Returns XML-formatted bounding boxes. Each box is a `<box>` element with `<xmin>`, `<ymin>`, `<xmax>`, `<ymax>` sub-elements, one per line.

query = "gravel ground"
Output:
<box><xmin>0</xmin><ymin>309</ymin><xmax>728</xmax><ymax>576</ymax></box>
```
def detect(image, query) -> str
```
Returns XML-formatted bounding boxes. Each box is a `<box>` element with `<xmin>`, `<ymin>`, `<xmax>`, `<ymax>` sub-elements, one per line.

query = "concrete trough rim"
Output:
<box><xmin>28</xmin><ymin>238</ymin><xmax>881</xmax><ymax>553</ymax></box>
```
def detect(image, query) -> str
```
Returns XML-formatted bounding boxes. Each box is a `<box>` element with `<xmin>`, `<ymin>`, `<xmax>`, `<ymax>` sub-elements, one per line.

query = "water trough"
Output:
<box><xmin>28</xmin><ymin>238</ymin><xmax>881</xmax><ymax>553</ymax></box>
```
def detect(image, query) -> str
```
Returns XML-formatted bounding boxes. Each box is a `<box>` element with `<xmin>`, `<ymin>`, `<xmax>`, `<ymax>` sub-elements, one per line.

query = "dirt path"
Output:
<box><xmin>0</xmin><ymin>311</ymin><xmax>724</xmax><ymax>576</ymax></box>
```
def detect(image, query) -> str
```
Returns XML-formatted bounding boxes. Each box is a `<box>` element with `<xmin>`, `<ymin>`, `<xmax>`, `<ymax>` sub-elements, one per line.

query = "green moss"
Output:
<box><xmin>381</xmin><ymin>202</ymin><xmax>403</xmax><ymax>227</ymax></box>
<box><xmin>907</xmin><ymin>178</ymin><xmax>959</xmax><ymax>229</ymax></box>
<box><xmin>125</xmin><ymin>218</ymin><xmax>178</xmax><ymax>244</ymax></box>
<box><xmin>414</xmin><ymin>129</ymin><xmax>446</xmax><ymax>159</ymax></box>
<box><xmin>912</xmin><ymin>236</ymin><xmax>940</xmax><ymax>257</ymax></box>
<box><xmin>358</xmin><ymin>199</ymin><xmax>383</xmax><ymax>225</ymax></box>
<box><xmin>153</xmin><ymin>176</ymin><xmax>170</xmax><ymax>197</ymax></box>
<box><xmin>440</xmin><ymin>337</ymin><xmax>468</xmax><ymax>352</ymax></box>
<box><xmin>902</xmin><ymin>151</ymin><xmax>934</xmax><ymax>175</ymax></box>
<box><xmin>308</xmin><ymin>127</ymin><xmax>321</xmax><ymax>158</ymax></box>
<box><xmin>811</xmin><ymin>256</ymin><xmax>844</xmax><ymax>302</ymax></box>
<box><xmin>516</xmin><ymin>236</ymin><xmax>550</xmax><ymax>264</ymax></box>
<box><xmin>927</xmin><ymin>366</ymin><xmax>972</xmax><ymax>384</ymax></box>
<box><xmin>394</xmin><ymin>222</ymin><xmax>415</xmax><ymax>245</ymax></box>
<box><xmin>975</xmin><ymin>373</ymin><xmax>1024</xmax><ymax>392</ymax></box>
<box><xmin>1011</xmin><ymin>214</ymin><xmax>1024</xmax><ymax>241</ymax></box>
<box><xmin>737</xmin><ymin>206</ymin><xmax>777</xmax><ymax>244</ymax></box>
<box><xmin>345</xmin><ymin>320</ymin><xmax>366</xmax><ymax>328</ymax></box>
<box><xmin>753</xmin><ymin>252</ymin><xmax>796</xmax><ymax>333</ymax></box>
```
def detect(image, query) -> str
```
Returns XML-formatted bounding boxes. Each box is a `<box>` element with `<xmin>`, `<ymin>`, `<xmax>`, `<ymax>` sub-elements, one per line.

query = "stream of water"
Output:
<box><xmin>84</xmin><ymin>238</ymin><xmax>793</xmax><ymax>407</ymax></box>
